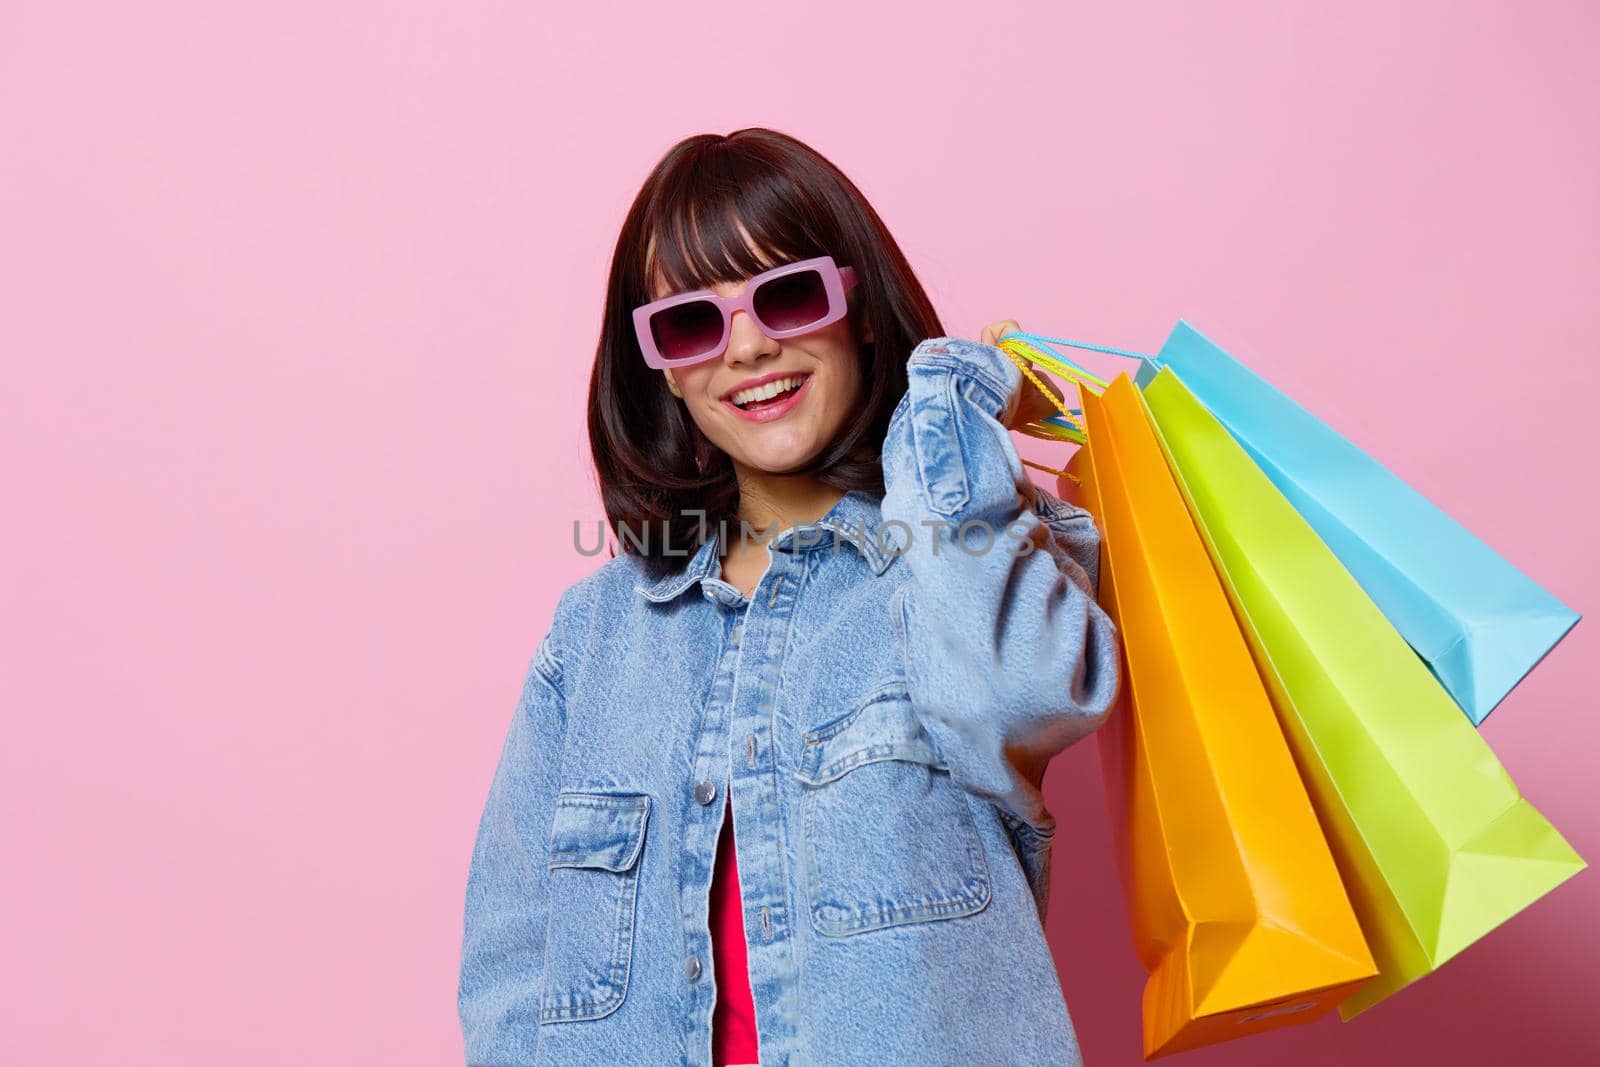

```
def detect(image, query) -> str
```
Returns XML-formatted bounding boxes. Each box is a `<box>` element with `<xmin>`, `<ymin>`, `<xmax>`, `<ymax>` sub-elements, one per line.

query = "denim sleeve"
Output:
<box><xmin>881</xmin><ymin>337</ymin><xmax>1122</xmax><ymax>837</ymax></box>
<box><xmin>457</xmin><ymin>590</ymin><xmax>575</xmax><ymax>1066</ymax></box>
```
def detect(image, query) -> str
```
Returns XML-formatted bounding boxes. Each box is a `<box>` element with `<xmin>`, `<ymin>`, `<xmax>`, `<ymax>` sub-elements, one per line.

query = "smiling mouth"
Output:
<box><xmin>728</xmin><ymin>373</ymin><xmax>812</xmax><ymax>411</ymax></box>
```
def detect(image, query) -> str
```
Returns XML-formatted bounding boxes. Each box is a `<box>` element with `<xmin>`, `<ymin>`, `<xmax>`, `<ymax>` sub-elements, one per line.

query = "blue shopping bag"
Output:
<box><xmin>1004</xmin><ymin>322</ymin><xmax>1581</xmax><ymax>725</ymax></box>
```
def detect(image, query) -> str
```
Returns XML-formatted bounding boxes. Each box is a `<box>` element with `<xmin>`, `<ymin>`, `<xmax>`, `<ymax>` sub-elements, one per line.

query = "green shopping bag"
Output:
<box><xmin>1138</xmin><ymin>365</ymin><xmax>1585</xmax><ymax>1019</ymax></box>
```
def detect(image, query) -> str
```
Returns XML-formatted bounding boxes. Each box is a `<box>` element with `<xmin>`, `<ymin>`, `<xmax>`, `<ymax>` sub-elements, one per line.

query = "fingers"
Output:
<box><xmin>981</xmin><ymin>319</ymin><xmax>1023</xmax><ymax>347</ymax></box>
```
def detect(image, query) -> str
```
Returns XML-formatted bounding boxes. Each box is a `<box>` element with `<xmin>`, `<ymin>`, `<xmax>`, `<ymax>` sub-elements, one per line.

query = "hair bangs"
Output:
<box><xmin>645</xmin><ymin>155</ymin><xmax>830</xmax><ymax>298</ymax></box>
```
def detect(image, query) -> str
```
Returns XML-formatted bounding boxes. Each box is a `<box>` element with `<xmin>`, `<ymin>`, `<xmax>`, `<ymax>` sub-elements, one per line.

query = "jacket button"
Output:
<box><xmin>693</xmin><ymin>779</ymin><xmax>716</xmax><ymax>805</ymax></box>
<box><xmin>684</xmin><ymin>954</ymin><xmax>702</xmax><ymax>981</ymax></box>
<box><xmin>730</xmin><ymin>624</ymin><xmax>743</xmax><ymax>644</ymax></box>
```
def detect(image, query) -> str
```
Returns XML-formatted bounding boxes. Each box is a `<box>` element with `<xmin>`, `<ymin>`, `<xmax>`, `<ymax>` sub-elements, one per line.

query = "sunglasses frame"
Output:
<box><xmin>632</xmin><ymin>255</ymin><xmax>859</xmax><ymax>369</ymax></box>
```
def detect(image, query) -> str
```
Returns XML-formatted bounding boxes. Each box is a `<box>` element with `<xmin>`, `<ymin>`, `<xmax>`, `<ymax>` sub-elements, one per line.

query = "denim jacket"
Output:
<box><xmin>458</xmin><ymin>337</ymin><xmax>1123</xmax><ymax>1066</ymax></box>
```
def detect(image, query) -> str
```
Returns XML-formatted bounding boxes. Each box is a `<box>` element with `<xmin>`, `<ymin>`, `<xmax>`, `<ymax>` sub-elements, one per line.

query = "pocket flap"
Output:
<box><xmin>546</xmin><ymin>792</ymin><xmax>651</xmax><ymax>872</ymax></box>
<box><xmin>794</xmin><ymin>682</ymin><xmax>947</xmax><ymax>787</ymax></box>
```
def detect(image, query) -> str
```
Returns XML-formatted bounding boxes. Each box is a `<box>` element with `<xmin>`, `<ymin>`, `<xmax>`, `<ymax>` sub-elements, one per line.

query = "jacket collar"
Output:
<box><xmin>632</xmin><ymin>488</ymin><xmax>895</xmax><ymax>603</ymax></box>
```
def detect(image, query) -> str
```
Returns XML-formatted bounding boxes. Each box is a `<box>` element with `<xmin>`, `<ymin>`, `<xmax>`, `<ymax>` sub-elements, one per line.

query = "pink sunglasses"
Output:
<box><xmin>632</xmin><ymin>255</ymin><xmax>859</xmax><ymax>369</ymax></box>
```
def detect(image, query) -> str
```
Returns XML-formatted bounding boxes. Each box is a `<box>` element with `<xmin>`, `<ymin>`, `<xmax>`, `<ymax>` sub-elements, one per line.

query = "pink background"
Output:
<box><xmin>3</xmin><ymin>2</ymin><xmax>1595</xmax><ymax>1064</ymax></box>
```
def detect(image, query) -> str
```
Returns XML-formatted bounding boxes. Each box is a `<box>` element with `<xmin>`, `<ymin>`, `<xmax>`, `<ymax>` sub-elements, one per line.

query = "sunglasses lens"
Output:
<box><xmin>753</xmin><ymin>268</ymin><xmax>831</xmax><ymax>332</ymax></box>
<box><xmin>651</xmin><ymin>300</ymin><xmax>723</xmax><ymax>362</ymax></box>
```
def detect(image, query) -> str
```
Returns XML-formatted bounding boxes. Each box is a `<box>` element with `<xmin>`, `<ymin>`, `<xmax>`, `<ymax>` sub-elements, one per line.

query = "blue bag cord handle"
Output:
<box><xmin>996</xmin><ymin>330</ymin><xmax>1156</xmax><ymax>378</ymax></box>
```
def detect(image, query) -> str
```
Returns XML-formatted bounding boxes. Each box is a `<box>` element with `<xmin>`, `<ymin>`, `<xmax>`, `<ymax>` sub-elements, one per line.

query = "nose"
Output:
<box><xmin>723</xmin><ymin>307</ymin><xmax>781</xmax><ymax>367</ymax></box>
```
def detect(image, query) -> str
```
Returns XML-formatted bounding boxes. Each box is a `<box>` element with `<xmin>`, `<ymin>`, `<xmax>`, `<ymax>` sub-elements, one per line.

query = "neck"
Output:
<box><xmin>728</xmin><ymin>468</ymin><xmax>846</xmax><ymax>548</ymax></box>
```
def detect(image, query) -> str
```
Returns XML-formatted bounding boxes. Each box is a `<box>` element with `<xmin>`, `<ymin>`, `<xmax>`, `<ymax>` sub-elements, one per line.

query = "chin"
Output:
<box><xmin>738</xmin><ymin>449</ymin><xmax>821</xmax><ymax>475</ymax></box>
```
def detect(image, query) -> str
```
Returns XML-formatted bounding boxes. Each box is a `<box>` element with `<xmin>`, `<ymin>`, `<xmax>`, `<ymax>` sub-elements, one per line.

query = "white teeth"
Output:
<box><xmin>731</xmin><ymin>374</ymin><xmax>806</xmax><ymax>407</ymax></box>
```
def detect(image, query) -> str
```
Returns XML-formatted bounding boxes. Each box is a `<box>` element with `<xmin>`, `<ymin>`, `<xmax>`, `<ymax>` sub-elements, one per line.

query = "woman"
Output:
<box><xmin>458</xmin><ymin>127</ymin><xmax>1121</xmax><ymax>1067</ymax></box>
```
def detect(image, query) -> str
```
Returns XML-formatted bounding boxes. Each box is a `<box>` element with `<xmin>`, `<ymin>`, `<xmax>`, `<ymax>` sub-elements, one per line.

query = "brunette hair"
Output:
<box><xmin>587</xmin><ymin>127</ymin><xmax>944</xmax><ymax>576</ymax></box>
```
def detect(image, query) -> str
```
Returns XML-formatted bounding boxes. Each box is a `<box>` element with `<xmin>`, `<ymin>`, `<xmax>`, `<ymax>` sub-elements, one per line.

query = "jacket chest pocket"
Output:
<box><xmin>539</xmin><ymin>792</ymin><xmax>650</xmax><ymax>1024</ymax></box>
<box><xmin>792</xmin><ymin>682</ymin><xmax>991</xmax><ymax>937</ymax></box>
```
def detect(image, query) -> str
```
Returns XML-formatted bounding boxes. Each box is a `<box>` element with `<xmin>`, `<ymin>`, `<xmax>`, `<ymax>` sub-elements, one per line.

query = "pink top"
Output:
<box><xmin>710</xmin><ymin>797</ymin><xmax>759</xmax><ymax>1065</ymax></box>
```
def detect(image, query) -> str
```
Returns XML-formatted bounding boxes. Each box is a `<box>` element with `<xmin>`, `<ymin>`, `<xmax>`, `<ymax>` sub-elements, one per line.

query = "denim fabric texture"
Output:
<box><xmin>458</xmin><ymin>337</ymin><xmax>1123</xmax><ymax>1066</ymax></box>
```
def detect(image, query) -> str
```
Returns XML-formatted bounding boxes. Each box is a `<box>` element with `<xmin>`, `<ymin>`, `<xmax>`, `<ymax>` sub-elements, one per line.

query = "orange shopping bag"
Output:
<box><xmin>1008</xmin><ymin>346</ymin><xmax>1378</xmax><ymax>1059</ymax></box>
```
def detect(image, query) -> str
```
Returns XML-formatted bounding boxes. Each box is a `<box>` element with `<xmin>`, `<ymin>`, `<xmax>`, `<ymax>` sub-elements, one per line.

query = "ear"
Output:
<box><xmin>664</xmin><ymin>370</ymin><xmax>682</xmax><ymax>398</ymax></box>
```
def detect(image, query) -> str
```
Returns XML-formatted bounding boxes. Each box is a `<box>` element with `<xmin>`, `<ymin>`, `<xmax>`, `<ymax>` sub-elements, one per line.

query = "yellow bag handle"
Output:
<box><xmin>996</xmin><ymin>335</ymin><xmax>1110</xmax><ymax>481</ymax></box>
